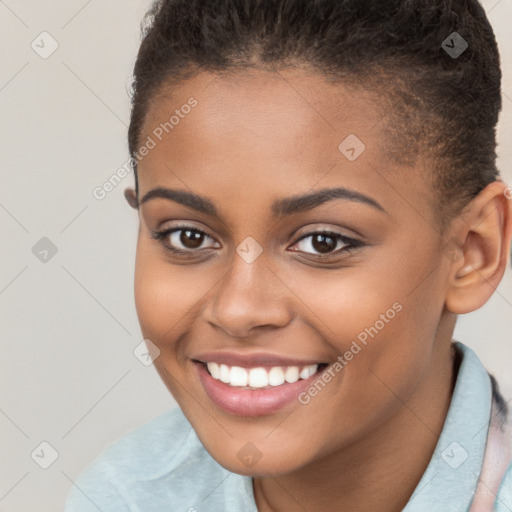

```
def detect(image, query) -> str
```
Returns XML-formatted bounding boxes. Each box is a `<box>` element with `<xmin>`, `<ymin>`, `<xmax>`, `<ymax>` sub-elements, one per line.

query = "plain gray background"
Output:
<box><xmin>1</xmin><ymin>1</ymin><xmax>511</xmax><ymax>510</ymax></box>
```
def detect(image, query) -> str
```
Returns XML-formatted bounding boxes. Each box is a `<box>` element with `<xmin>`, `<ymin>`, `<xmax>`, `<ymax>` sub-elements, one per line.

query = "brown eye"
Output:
<box><xmin>179</xmin><ymin>229</ymin><xmax>205</xmax><ymax>249</ymax></box>
<box><xmin>291</xmin><ymin>231</ymin><xmax>362</xmax><ymax>257</ymax></box>
<box><xmin>310</xmin><ymin>233</ymin><xmax>337</xmax><ymax>254</ymax></box>
<box><xmin>165</xmin><ymin>228</ymin><xmax>218</xmax><ymax>251</ymax></box>
<box><xmin>151</xmin><ymin>226</ymin><xmax>220</xmax><ymax>254</ymax></box>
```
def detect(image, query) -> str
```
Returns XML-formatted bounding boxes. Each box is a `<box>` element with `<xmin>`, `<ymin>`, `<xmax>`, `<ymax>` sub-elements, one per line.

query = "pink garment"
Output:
<box><xmin>469</xmin><ymin>394</ymin><xmax>512</xmax><ymax>510</ymax></box>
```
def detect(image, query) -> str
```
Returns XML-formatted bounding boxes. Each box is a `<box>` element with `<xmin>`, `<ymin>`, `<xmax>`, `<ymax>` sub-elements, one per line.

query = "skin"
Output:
<box><xmin>124</xmin><ymin>67</ymin><xmax>512</xmax><ymax>512</ymax></box>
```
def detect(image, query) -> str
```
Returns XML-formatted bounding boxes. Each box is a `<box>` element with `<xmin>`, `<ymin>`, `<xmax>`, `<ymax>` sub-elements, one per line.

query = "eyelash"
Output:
<box><xmin>150</xmin><ymin>225</ymin><xmax>364</xmax><ymax>259</ymax></box>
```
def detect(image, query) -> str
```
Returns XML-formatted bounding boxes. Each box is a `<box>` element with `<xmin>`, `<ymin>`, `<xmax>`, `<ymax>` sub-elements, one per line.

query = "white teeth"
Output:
<box><xmin>219</xmin><ymin>364</ymin><xmax>230</xmax><ymax>383</ymax></box>
<box><xmin>208</xmin><ymin>362</ymin><xmax>220</xmax><ymax>379</ymax></box>
<box><xmin>205</xmin><ymin>362</ymin><xmax>320</xmax><ymax>388</ymax></box>
<box><xmin>230</xmin><ymin>366</ymin><xmax>248</xmax><ymax>386</ymax></box>
<box><xmin>248</xmin><ymin>368</ymin><xmax>268</xmax><ymax>388</ymax></box>
<box><xmin>268</xmin><ymin>367</ymin><xmax>285</xmax><ymax>386</ymax></box>
<box><xmin>299</xmin><ymin>364</ymin><xmax>318</xmax><ymax>380</ymax></box>
<box><xmin>284</xmin><ymin>366</ymin><xmax>299</xmax><ymax>384</ymax></box>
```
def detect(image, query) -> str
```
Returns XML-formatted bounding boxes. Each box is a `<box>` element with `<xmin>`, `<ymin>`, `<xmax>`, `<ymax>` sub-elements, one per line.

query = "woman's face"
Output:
<box><xmin>132</xmin><ymin>68</ymin><xmax>453</xmax><ymax>476</ymax></box>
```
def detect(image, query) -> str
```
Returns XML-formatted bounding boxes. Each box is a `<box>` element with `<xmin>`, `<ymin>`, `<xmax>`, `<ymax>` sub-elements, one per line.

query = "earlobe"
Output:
<box><xmin>124</xmin><ymin>188</ymin><xmax>139</xmax><ymax>209</ymax></box>
<box><xmin>445</xmin><ymin>180</ymin><xmax>512</xmax><ymax>314</ymax></box>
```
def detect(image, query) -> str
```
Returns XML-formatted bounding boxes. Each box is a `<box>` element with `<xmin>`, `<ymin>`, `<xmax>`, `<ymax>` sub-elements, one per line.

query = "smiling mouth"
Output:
<box><xmin>197</xmin><ymin>361</ymin><xmax>329</xmax><ymax>389</ymax></box>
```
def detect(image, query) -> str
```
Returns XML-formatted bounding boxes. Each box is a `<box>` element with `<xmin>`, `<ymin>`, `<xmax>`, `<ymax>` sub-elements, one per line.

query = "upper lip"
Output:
<box><xmin>192</xmin><ymin>351</ymin><xmax>328</xmax><ymax>368</ymax></box>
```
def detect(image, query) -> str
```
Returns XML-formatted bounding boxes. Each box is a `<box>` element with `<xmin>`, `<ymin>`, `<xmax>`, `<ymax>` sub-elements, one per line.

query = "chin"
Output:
<box><xmin>203</xmin><ymin>442</ymin><xmax>310</xmax><ymax>477</ymax></box>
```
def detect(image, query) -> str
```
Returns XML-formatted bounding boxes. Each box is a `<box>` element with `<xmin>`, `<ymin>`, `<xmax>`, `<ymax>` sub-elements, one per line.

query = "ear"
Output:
<box><xmin>445</xmin><ymin>180</ymin><xmax>512</xmax><ymax>314</ymax></box>
<box><xmin>124</xmin><ymin>188</ymin><xmax>139</xmax><ymax>209</ymax></box>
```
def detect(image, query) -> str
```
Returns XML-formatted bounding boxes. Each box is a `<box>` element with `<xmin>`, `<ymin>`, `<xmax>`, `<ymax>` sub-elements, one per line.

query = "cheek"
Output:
<box><xmin>284</xmin><ymin>258</ymin><xmax>443</xmax><ymax>397</ymax></box>
<box><xmin>133</xmin><ymin>243</ymin><xmax>208</xmax><ymax>344</ymax></box>
<box><xmin>134</xmin><ymin>242</ymin><xmax>193</xmax><ymax>345</ymax></box>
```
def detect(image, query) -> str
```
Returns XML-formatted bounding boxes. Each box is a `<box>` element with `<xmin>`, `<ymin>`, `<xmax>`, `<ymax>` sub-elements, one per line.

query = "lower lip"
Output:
<box><xmin>195</xmin><ymin>362</ymin><xmax>325</xmax><ymax>417</ymax></box>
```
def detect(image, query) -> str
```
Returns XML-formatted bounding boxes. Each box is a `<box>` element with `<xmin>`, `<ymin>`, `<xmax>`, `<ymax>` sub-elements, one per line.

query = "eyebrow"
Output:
<box><xmin>140</xmin><ymin>186</ymin><xmax>386</xmax><ymax>219</ymax></box>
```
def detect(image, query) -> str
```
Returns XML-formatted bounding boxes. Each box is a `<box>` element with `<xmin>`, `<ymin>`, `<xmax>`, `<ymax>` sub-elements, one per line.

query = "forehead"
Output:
<box><xmin>137</xmin><ymin>68</ymin><xmax>430</xmax><ymax>219</ymax></box>
<box><xmin>141</xmin><ymin>67</ymin><xmax>384</xmax><ymax>155</ymax></box>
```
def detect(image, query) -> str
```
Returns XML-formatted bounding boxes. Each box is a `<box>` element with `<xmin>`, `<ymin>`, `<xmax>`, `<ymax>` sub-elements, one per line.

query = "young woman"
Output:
<box><xmin>66</xmin><ymin>0</ymin><xmax>512</xmax><ymax>510</ymax></box>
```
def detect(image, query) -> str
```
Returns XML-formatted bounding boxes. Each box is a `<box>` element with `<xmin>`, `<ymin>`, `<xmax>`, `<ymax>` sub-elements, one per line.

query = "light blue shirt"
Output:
<box><xmin>65</xmin><ymin>342</ymin><xmax>512</xmax><ymax>511</ymax></box>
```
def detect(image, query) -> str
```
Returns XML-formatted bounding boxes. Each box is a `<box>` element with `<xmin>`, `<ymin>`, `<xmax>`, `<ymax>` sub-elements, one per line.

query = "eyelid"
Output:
<box><xmin>294</xmin><ymin>229</ymin><xmax>358</xmax><ymax>243</ymax></box>
<box><xmin>291</xmin><ymin>222</ymin><xmax>364</xmax><ymax>241</ymax></box>
<box><xmin>155</xmin><ymin>221</ymin><xmax>217</xmax><ymax>240</ymax></box>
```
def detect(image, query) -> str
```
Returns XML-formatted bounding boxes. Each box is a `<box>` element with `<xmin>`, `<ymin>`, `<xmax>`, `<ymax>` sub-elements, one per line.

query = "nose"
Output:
<box><xmin>201</xmin><ymin>249</ymin><xmax>294</xmax><ymax>338</ymax></box>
